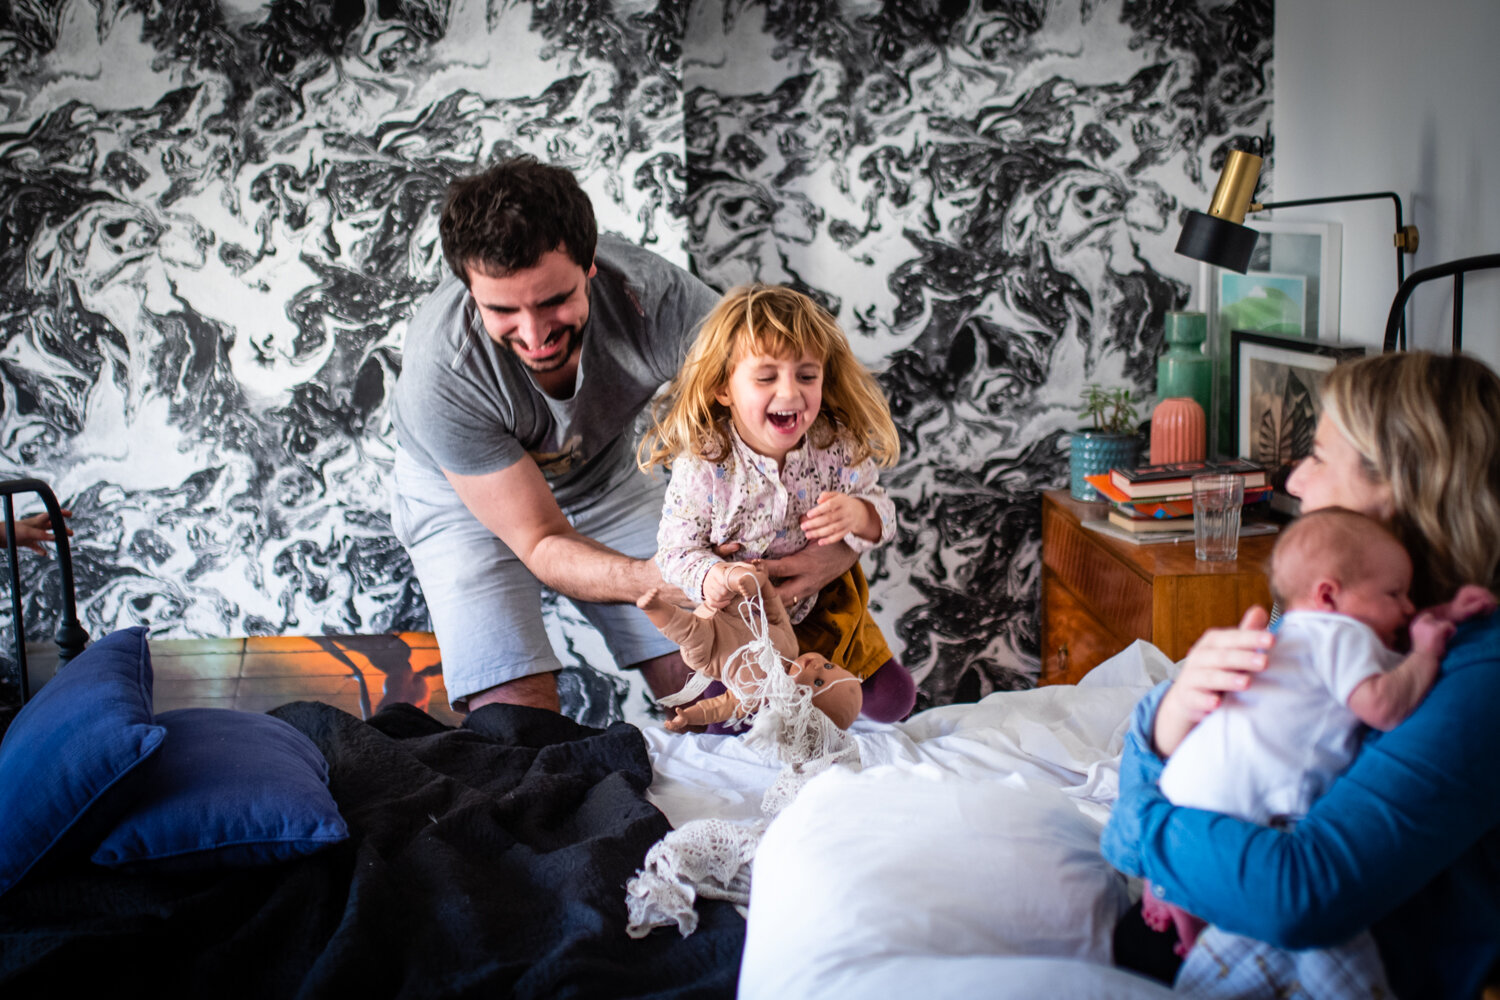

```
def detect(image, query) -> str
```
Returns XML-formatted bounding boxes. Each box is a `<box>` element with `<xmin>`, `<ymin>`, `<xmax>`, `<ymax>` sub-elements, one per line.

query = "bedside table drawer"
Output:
<box><xmin>1040</xmin><ymin>569</ymin><xmax>1133</xmax><ymax>685</ymax></box>
<box><xmin>1042</xmin><ymin>504</ymin><xmax>1152</xmax><ymax>639</ymax></box>
<box><xmin>1039</xmin><ymin>490</ymin><xmax>1275</xmax><ymax>682</ymax></box>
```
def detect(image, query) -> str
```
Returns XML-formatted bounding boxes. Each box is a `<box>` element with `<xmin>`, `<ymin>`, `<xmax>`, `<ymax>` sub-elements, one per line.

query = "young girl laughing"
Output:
<box><xmin>638</xmin><ymin>284</ymin><xmax>916</xmax><ymax>723</ymax></box>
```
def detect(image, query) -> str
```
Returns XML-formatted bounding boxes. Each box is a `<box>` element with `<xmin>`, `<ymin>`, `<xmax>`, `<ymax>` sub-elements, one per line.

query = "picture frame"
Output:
<box><xmin>1218</xmin><ymin>271</ymin><xmax>1308</xmax><ymax>337</ymax></box>
<box><xmin>1230</xmin><ymin>331</ymin><xmax>1369</xmax><ymax>483</ymax></box>
<box><xmin>1199</xmin><ymin>219</ymin><xmax>1343</xmax><ymax>453</ymax></box>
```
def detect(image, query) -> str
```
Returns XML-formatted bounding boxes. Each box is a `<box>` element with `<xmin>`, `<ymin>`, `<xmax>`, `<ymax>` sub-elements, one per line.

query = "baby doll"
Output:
<box><xmin>636</xmin><ymin>563</ymin><xmax>863</xmax><ymax>731</ymax></box>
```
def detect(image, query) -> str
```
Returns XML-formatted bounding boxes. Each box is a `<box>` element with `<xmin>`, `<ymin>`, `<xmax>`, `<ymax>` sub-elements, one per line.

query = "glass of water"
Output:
<box><xmin>1192</xmin><ymin>473</ymin><xmax>1244</xmax><ymax>561</ymax></box>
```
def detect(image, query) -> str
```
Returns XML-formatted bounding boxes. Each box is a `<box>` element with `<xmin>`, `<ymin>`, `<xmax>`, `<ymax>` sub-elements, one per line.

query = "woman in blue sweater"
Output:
<box><xmin>1103</xmin><ymin>350</ymin><xmax>1500</xmax><ymax>999</ymax></box>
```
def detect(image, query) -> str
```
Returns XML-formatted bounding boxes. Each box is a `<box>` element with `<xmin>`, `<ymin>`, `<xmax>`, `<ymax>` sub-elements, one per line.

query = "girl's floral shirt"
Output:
<box><xmin>654</xmin><ymin>422</ymin><xmax>896</xmax><ymax>622</ymax></box>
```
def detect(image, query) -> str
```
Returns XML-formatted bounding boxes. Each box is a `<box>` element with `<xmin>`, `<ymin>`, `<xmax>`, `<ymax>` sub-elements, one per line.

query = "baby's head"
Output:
<box><xmin>787</xmin><ymin>652</ymin><xmax>862</xmax><ymax>729</ymax></box>
<box><xmin>1270</xmin><ymin>507</ymin><xmax>1416</xmax><ymax>647</ymax></box>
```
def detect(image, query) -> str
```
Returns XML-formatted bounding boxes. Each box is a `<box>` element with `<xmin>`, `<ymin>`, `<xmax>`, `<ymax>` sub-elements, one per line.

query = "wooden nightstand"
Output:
<box><xmin>1039</xmin><ymin>489</ymin><xmax>1277</xmax><ymax>685</ymax></box>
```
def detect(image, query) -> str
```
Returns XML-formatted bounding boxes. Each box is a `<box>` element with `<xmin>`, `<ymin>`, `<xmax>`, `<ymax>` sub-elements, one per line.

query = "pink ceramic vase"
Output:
<box><xmin>1149</xmin><ymin>397</ymin><xmax>1206</xmax><ymax>464</ymax></box>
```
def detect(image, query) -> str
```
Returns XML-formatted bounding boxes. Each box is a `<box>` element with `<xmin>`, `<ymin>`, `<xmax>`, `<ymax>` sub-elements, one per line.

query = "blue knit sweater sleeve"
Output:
<box><xmin>1101</xmin><ymin>614</ymin><xmax>1500</xmax><ymax>951</ymax></box>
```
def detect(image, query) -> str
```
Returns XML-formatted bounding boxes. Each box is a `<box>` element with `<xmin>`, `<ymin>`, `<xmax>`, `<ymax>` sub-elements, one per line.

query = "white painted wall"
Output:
<box><xmin>1274</xmin><ymin>0</ymin><xmax>1499</xmax><ymax>370</ymax></box>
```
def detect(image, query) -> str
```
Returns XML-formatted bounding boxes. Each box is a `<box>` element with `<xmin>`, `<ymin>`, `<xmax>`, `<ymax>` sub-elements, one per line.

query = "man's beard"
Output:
<box><xmin>509</xmin><ymin>323</ymin><xmax>583</xmax><ymax>373</ymax></box>
<box><xmin>508</xmin><ymin>280</ymin><xmax>589</xmax><ymax>373</ymax></box>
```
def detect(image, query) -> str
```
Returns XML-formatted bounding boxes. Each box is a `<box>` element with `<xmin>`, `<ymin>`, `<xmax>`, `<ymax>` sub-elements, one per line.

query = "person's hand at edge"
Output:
<box><xmin>5</xmin><ymin>509</ymin><xmax>72</xmax><ymax>555</ymax></box>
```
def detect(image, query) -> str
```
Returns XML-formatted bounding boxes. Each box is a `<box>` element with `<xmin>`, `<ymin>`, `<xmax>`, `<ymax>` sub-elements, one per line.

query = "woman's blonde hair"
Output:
<box><xmin>638</xmin><ymin>284</ymin><xmax>900</xmax><ymax>470</ymax></box>
<box><xmin>1319</xmin><ymin>351</ymin><xmax>1500</xmax><ymax>605</ymax></box>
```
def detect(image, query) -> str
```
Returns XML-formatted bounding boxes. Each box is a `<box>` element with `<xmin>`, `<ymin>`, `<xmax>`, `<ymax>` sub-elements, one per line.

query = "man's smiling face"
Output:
<box><xmin>468</xmin><ymin>246</ymin><xmax>594</xmax><ymax>379</ymax></box>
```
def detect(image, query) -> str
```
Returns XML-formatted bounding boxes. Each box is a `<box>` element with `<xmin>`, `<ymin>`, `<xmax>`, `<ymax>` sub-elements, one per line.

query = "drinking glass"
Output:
<box><xmin>1192</xmin><ymin>473</ymin><xmax>1244</xmax><ymax>561</ymax></box>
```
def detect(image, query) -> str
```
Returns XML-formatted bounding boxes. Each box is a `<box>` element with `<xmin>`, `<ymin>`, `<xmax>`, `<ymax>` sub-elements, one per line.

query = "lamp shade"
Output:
<box><xmin>1175</xmin><ymin>210</ymin><xmax>1259</xmax><ymax>273</ymax></box>
<box><xmin>1175</xmin><ymin>148</ymin><xmax>1265</xmax><ymax>273</ymax></box>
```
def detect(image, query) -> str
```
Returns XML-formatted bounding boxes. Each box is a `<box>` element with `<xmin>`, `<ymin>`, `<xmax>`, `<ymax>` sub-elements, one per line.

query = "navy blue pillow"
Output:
<box><xmin>91</xmin><ymin>707</ymin><xmax>349</xmax><ymax>872</ymax></box>
<box><xmin>0</xmin><ymin>627</ymin><xmax>164</xmax><ymax>896</ymax></box>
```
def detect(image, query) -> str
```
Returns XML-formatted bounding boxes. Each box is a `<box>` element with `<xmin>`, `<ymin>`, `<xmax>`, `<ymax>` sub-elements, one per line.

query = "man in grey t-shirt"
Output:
<box><xmin>390</xmin><ymin>157</ymin><xmax>859</xmax><ymax>714</ymax></box>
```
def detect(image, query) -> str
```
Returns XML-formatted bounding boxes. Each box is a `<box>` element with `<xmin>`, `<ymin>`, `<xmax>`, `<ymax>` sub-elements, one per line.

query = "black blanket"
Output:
<box><xmin>0</xmin><ymin>702</ymin><xmax>745</xmax><ymax>999</ymax></box>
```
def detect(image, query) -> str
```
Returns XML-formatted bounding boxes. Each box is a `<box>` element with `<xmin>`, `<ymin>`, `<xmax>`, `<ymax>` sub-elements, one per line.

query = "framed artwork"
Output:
<box><xmin>1199</xmin><ymin>220</ymin><xmax>1343</xmax><ymax>454</ymax></box>
<box><xmin>1230</xmin><ymin>331</ymin><xmax>1369</xmax><ymax>479</ymax></box>
<box><xmin>1218</xmin><ymin>271</ymin><xmax>1307</xmax><ymax>336</ymax></box>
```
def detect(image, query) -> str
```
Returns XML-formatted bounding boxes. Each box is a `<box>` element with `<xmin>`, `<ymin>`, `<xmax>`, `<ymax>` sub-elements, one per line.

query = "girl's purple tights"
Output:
<box><xmin>859</xmin><ymin>658</ymin><xmax>916</xmax><ymax>723</ymax></box>
<box><xmin>699</xmin><ymin>657</ymin><xmax>917</xmax><ymax>734</ymax></box>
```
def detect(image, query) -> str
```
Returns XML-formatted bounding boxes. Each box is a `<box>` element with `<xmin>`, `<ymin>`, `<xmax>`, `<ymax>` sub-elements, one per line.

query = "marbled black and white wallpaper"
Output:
<box><xmin>0</xmin><ymin>0</ymin><xmax>1271</xmax><ymax>723</ymax></box>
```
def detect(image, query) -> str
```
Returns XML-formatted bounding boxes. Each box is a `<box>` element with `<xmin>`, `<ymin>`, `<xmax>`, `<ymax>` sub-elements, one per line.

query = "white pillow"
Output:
<box><xmin>743</xmin><ymin>954</ymin><xmax>1175</xmax><ymax>999</ymax></box>
<box><xmin>739</xmin><ymin>764</ymin><xmax>1134</xmax><ymax>998</ymax></box>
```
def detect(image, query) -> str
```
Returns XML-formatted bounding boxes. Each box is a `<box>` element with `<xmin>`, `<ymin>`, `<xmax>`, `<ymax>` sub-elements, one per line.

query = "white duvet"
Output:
<box><xmin>644</xmin><ymin>641</ymin><xmax>1182</xmax><ymax>999</ymax></box>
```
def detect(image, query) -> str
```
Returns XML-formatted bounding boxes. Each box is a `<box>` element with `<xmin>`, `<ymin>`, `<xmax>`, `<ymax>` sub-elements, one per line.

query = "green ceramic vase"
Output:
<box><xmin>1157</xmin><ymin>311</ymin><xmax>1212</xmax><ymax>423</ymax></box>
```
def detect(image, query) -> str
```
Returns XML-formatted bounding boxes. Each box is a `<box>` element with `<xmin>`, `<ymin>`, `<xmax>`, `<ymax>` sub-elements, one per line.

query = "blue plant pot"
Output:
<box><xmin>1069</xmin><ymin>430</ymin><xmax>1142</xmax><ymax>501</ymax></box>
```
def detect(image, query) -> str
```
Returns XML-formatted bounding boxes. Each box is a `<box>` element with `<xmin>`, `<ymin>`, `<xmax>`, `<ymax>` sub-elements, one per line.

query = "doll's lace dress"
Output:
<box><xmin>625</xmin><ymin>584</ymin><xmax>861</xmax><ymax>937</ymax></box>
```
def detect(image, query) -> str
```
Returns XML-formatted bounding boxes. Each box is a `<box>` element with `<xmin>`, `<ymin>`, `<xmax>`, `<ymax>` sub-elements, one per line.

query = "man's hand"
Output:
<box><xmin>757</xmin><ymin>540</ymin><xmax>859</xmax><ymax>606</ymax></box>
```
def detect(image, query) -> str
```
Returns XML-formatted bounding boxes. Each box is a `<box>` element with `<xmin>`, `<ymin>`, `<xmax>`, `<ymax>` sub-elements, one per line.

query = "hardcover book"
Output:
<box><xmin>1107</xmin><ymin>458</ymin><xmax>1268</xmax><ymax>498</ymax></box>
<box><xmin>1107</xmin><ymin>510</ymin><xmax>1194</xmax><ymax>533</ymax></box>
<box><xmin>1084</xmin><ymin>474</ymin><xmax>1271</xmax><ymax>511</ymax></box>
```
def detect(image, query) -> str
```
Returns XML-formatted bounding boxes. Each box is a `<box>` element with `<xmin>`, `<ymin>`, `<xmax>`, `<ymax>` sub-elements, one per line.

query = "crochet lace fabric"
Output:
<box><xmin>624</xmin><ymin>818</ymin><xmax>764</xmax><ymax>937</ymax></box>
<box><xmin>625</xmin><ymin>584</ymin><xmax>861</xmax><ymax>938</ymax></box>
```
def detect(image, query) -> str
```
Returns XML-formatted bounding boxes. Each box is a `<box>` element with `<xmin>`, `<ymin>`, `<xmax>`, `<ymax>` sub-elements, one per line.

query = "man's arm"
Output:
<box><xmin>445</xmin><ymin>458</ymin><xmax>676</xmax><ymax>605</ymax></box>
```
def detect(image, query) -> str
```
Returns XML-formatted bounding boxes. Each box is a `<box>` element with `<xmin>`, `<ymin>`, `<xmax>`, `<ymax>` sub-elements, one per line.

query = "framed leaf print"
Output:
<box><xmin>1229</xmin><ymin>331</ymin><xmax>1369</xmax><ymax>476</ymax></box>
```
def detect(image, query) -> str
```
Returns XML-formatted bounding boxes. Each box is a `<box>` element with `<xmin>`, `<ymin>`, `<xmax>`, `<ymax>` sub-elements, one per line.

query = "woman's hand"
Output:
<box><xmin>1154</xmin><ymin>606</ymin><xmax>1274</xmax><ymax>757</ymax></box>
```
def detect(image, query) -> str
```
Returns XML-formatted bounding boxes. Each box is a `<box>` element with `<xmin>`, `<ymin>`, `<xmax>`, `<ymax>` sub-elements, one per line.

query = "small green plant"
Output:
<box><xmin>1076</xmin><ymin>383</ymin><xmax>1138</xmax><ymax>434</ymax></box>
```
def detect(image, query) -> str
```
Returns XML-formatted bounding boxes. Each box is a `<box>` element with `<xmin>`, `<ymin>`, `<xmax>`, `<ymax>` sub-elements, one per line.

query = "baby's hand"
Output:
<box><xmin>801</xmin><ymin>492</ymin><xmax>876</xmax><ymax>545</ymax></box>
<box><xmin>1441</xmin><ymin>584</ymin><xmax>1498</xmax><ymax>623</ymax></box>
<box><xmin>1408</xmin><ymin>610</ymin><xmax>1456</xmax><ymax>656</ymax></box>
<box><xmin>702</xmin><ymin>563</ymin><xmax>736</xmax><ymax>610</ymax></box>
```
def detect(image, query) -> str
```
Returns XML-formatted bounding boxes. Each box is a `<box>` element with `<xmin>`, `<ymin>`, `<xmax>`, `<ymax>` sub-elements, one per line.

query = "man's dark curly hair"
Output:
<box><xmin>439</xmin><ymin>156</ymin><xmax>597</xmax><ymax>284</ymax></box>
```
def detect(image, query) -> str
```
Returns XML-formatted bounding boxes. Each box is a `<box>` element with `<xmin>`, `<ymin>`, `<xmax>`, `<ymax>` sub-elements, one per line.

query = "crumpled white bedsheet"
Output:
<box><xmin>644</xmin><ymin>640</ymin><xmax>1180</xmax><ymax>999</ymax></box>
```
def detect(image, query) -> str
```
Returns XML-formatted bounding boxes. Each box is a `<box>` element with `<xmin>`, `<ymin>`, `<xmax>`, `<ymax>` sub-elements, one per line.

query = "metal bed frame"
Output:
<box><xmin>1</xmin><ymin>478</ymin><xmax>88</xmax><ymax>703</ymax></box>
<box><xmin>1383</xmin><ymin>253</ymin><xmax>1500</xmax><ymax>353</ymax></box>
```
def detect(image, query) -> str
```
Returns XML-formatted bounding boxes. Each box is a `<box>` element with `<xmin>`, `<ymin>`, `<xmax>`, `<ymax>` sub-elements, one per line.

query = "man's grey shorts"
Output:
<box><xmin>391</xmin><ymin>450</ymin><xmax>677</xmax><ymax>709</ymax></box>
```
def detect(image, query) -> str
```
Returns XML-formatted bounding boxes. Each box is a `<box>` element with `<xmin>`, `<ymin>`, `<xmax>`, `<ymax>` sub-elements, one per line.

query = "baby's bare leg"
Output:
<box><xmin>1141</xmin><ymin>886</ymin><xmax>1207</xmax><ymax>957</ymax></box>
<box><xmin>638</xmin><ymin>588</ymin><xmax>719</xmax><ymax>675</ymax></box>
<box><xmin>665</xmin><ymin>691</ymin><xmax>742</xmax><ymax>731</ymax></box>
<box><xmin>638</xmin><ymin>587</ymin><xmax>705</xmax><ymax>643</ymax></box>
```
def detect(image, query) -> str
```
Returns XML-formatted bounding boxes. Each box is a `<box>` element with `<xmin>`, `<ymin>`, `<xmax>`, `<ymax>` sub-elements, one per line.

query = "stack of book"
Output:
<box><xmin>1084</xmin><ymin>458</ymin><xmax>1271</xmax><ymax>536</ymax></box>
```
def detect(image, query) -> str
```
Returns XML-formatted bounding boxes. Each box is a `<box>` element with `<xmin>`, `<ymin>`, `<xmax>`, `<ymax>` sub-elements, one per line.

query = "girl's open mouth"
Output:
<box><xmin>767</xmin><ymin>411</ymin><xmax>799</xmax><ymax>432</ymax></box>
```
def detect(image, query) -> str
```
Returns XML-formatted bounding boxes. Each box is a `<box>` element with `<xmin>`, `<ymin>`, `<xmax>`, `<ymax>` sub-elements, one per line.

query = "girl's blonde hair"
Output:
<box><xmin>1319</xmin><ymin>350</ymin><xmax>1500</xmax><ymax>605</ymax></box>
<box><xmin>638</xmin><ymin>284</ymin><xmax>900</xmax><ymax>470</ymax></box>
